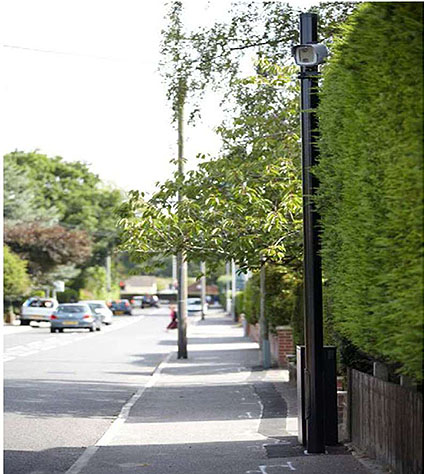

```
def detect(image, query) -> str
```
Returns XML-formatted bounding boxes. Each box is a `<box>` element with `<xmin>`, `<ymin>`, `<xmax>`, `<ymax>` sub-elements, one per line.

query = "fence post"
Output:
<box><xmin>373</xmin><ymin>361</ymin><xmax>389</xmax><ymax>381</ymax></box>
<box><xmin>347</xmin><ymin>369</ymin><xmax>352</xmax><ymax>442</ymax></box>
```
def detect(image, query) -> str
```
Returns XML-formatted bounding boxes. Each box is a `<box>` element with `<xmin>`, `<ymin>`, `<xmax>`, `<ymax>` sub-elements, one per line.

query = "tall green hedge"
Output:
<box><xmin>316</xmin><ymin>3</ymin><xmax>423</xmax><ymax>380</ymax></box>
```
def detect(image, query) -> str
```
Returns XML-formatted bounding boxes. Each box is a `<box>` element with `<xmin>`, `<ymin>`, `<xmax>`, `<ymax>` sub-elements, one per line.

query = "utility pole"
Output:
<box><xmin>177</xmin><ymin>77</ymin><xmax>188</xmax><ymax>359</ymax></box>
<box><xmin>106</xmin><ymin>254</ymin><xmax>111</xmax><ymax>293</ymax></box>
<box><xmin>225</xmin><ymin>262</ymin><xmax>231</xmax><ymax>314</ymax></box>
<box><xmin>259</xmin><ymin>261</ymin><xmax>271</xmax><ymax>369</ymax></box>
<box><xmin>172</xmin><ymin>255</ymin><xmax>177</xmax><ymax>288</ymax></box>
<box><xmin>231</xmin><ymin>259</ymin><xmax>237</xmax><ymax>322</ymax></box>
<box><xmin>297</xmin><ymin>13</ymin><xmax>325</xmax><ymax>453</ymax></box>
<box><xmin>200</xmin><ymin>261</ymin><xmax>206</xmax><ymax>320</ymax></box>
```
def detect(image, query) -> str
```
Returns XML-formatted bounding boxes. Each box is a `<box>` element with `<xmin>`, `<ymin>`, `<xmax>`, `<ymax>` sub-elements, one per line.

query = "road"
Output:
<box><xmin>4</xmin><ymin>306</ymin><xmax>176</xmax><ymax>474</ymax></box>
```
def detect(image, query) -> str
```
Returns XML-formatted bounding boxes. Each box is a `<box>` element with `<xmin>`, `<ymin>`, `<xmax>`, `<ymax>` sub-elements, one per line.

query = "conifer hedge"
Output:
<box><xmin>316</xmin><ymin>3</ymin><xmax>423</xmax><ymax>380</ymax></box>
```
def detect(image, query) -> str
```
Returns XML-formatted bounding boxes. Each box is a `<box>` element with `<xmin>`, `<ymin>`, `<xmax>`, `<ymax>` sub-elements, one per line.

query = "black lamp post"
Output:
<box><xmin>293</xmin><ymin>13</ymin><xmax>328</xmax><ymax>454</ymax></box>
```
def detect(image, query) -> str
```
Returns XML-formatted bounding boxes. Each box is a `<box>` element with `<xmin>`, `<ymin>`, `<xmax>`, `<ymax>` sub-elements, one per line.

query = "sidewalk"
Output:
<box><xmin>68</xmin><ymin>311</ymin><xmax>374</xmax><ymax>474</ymax></box>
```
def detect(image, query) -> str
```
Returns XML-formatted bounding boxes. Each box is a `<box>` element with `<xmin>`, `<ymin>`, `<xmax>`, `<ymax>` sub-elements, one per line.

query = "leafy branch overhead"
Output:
<box><xmin>118</xmin><ymin>60</ymin><xmax>303</xmax><ymax>272</ymax></box>
<box><xmin>160</xmin><ymin>1</ymin><xmax>355</xmax><ymax>122</ymax></box>
<box><xmin>120</xmin><ymin>2</ymin><xmax>356</xmax><ymax>271</ymax></box>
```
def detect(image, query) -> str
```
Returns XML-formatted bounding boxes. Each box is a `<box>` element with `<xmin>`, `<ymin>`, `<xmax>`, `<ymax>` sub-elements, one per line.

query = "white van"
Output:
<box><xmin>20</xmin><ymin>297</ymin><xmax>58</xmax><ymax>325</ymax></box>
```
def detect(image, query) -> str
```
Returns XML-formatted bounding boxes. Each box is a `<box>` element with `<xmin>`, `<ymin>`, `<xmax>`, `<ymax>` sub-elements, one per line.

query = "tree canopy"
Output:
<box><xmin>4</xmin><ymin>151</ymin><xmax>123</xmax><ymax>250</ymax></box>
<box><xmin>4</xmin><ymin>222</ymin><xmax>92</xmax><ymax>284</ymax></box>
<box><xmin>3</xmin><ymin>245</ymin><xmax>31</xmax><ymax>300</ymax></box>
<box><xmin>3</xmin><ymin>151</ymin><xmax>124</xmax><ymax>295</ymax></box>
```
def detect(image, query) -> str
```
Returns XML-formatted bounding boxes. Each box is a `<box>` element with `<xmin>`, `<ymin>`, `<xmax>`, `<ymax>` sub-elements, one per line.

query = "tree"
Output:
<box><xmin>4</xmin><ymin>245</ymin><xmax>31</xmax><ymax>318</ymax></box>
<box><xmin>3</xmin><ymin>157</ymin><xmax>59</xmax><ymax>224</ymax></box>
<box><xmin>4</xmin><ymin>245</ymin><xmax>31</xmax><ymax>299</ymax></box>
<box><xmin>4</xmin><ymin>222</ymin><xmax>92</xmax><ymax>285</ymax></box>
<box><xmin>4</xmin><ymin>151</ymin><xmax>123</xmax><ymax>263</ymax></box>
<box><xmin>118</xmin><ymin>1</ymin><xmax>356</xmax><ymax>362</ymax></box>
<box><xmin>79</xmin><ymin>266</ymin><xmax>110</xmax><ymax>300</ymax></box>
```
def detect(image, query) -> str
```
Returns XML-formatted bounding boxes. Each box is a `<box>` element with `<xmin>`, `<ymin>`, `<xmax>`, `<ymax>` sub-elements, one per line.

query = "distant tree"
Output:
<box><xmin>4</xmin><ymin>151</ymin><xmax>123</xmax><ymax>263</ymax></box>
<box><xmin>4</xmin><ymin>222</ymin><xmax>92</xmax><ymax>285</ymax></box>
<box><xmin>3</xmin><ymin>245</ymin><xmax>31</xmax><ymax>299</ymax></box>
<box><xmin>78</xmin><ymin>266</ymin><xmax>108</xmax><ymax>300</ymax></box>
<box><xmin>3</xmin><ymin>157</ymin><xmax>59</xmax><ymax>224</ymax></box>
<box><xmin>4</xmin><ymin>245</ymin><xmax>31</xmax><ymax>317</ymax></box>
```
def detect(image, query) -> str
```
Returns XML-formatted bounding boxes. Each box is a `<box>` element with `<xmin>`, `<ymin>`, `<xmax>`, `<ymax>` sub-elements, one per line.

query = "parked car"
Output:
<box><xmin>187</xmin><ymin>298</ymin><xmax>208</xmax><ymax>315</ymax></box>
<box><xmin>109</xmin><ymin>299</ymin><xmax>132</xmax><ymax>315</ymax></box>
<box><xmin>79</xmin><ymin>300</ymin><xmax>113</xmax><ymax>325</ymax></box>
<box><xmin>20</xmin><ymin>297</ymin><xmax>59</xmax><ymax>325</ymax></box>
<box><xmin>50</xmin><ymin>303</ymin><xmax>102</xmax><ymax>333</ymax></box>
<box><xmin>130</xmin><ymin>296</ymin><xmax>144</xmax><ymax>309</ymax></box>
<box><xmin>131</xmin><ymin>295</ymin><xmax>159</xmax><ymax>309</ymax></box>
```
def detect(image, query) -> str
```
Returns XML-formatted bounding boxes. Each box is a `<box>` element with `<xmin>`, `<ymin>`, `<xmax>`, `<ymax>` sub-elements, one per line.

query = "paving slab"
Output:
<box><xmin>67</xmin><ymin>311</ymin><xmax>374</xmax><ymax>474</ymax></box>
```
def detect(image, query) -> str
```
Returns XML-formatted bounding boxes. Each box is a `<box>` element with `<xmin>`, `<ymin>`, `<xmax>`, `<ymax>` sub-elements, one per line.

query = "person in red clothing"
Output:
<box><xmin>166</xmin><ymin>305</ymin><xmax>178</xmax><ymax>330</ymax></box>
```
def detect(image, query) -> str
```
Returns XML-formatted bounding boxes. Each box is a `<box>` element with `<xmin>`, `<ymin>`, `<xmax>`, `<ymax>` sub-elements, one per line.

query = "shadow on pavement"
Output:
<box><xmin>4</xmin><ymin>378</ymin><xmax>138</xmax><ymax>419</ymax></box>
<box><xmin>158</xmin><ymin>336</ymin><xmax>250</xmax><ymax>345</ymax></box>
<box><xmin>4</xmin><ymin>447</ymin><xmax>85</xmax><ymax>474</ymax></box>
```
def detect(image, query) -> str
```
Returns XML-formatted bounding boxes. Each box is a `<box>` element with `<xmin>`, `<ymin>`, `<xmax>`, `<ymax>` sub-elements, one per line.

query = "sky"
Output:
<box><xmin>2</xmin><ymin>0</ymin><xmax>317</xmax><ymax>196</ymax></box>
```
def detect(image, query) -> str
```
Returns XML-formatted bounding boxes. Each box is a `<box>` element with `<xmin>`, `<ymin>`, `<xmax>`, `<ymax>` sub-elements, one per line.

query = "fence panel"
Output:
<box><xmin>350</xmin><ymin>369</ymin><xmax>423</xmax><ymax>474</ymax></box>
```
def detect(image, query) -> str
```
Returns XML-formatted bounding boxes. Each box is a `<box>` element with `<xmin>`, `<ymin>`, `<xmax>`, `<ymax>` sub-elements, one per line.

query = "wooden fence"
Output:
<box><xmin>350</xmin><ymin>369</ymin><xmax>423</xmax><ymax>474</ymax></box>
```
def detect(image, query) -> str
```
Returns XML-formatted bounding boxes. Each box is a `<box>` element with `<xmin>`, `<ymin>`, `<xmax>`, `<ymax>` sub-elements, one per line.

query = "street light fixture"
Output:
<box><xmin>292</xmin><ymin>43</ymin><xmax>328</xmax><ymax>67</ymax></box>
<box><xmin>293</xmin><ymin>13</ymin><xmax>326</xmax><ymax>455</ymax></box>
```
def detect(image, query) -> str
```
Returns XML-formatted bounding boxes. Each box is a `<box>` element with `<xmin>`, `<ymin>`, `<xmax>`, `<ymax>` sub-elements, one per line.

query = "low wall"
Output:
<box><xmin>246</xmin><ymin>322</ymin><xmax>294</xmax><ymax>368</ymax></box>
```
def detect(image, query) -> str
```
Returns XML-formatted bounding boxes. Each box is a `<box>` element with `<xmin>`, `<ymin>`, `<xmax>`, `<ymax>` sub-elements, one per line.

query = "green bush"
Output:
<box><xmin>265</xmin><ymin>266</ymin><xmax>301</xmax><ymax>333</ymax></box>
<box><xmin>31</xmin><ymin>290</ymin><xmax>46</xmax><ymax>297</ymax></box>
<box><xmin>235</xmin><ymin>291</ymin><xmax>244</xmax><ymax>317</ymax></box>
<box><xmin>217</xmin><ymin>274</ymin><xmax>231</xmax><ymax>308</ymax></box>
<box><xmin>57</xmin><ymin>289</ymin><xmax>79</xmax><ymax>303</ymax></box>
<box><xmin>317</xmin><ymin>3</ymin><xmax>424</xmax><ymax>380</ymax></box>
<box><xmin>242</xmin><ymin>266</ymin><xmax>303</xmax><ymax>334</ymax></box>
<box><xmin>242</xmin><ymin>273</ymin><xmax>260</xmax><ymax>325</ymax></box>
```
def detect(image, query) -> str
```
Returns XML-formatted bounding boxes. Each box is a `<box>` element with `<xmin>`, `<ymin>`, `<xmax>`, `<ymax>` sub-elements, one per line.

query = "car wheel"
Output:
<box><xmin>89</xmin><ymin>325</ymin><xmax>95</xmax><ymax>332</ymax></box>
<box><xmin>20</xmin><ymin>320</ymin><xmax>30</xmax><ymax>326</ymax></box>
<box><xmin>50</xmin><ymin>328</ymin><xmax>56</xmax><ymax>333</ymax></box>
<box><xmin>96</xmin><ymin>326</ymin><xmax>101</xmax><ymax>331</ymax></box>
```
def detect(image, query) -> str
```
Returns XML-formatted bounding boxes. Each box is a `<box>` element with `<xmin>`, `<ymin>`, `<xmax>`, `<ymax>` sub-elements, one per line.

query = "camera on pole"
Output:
<box><xmin>292</xmin><ymin>13</ymin><xmax>336</xmax><ymax>455</ymax></box>
<box><xmin>292</xmin><ymin>43</ymin><xmax>328</xmax><ymax>67</ymax></box>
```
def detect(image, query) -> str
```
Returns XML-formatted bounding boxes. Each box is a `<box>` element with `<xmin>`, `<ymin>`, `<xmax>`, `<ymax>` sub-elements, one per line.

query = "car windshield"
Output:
<box><xmin>111</xmin><ymin>301</ymin><xmax>128</xmax><ymax>308</ymax></box>
<box><xmin>88</xmin><ymin>303</ymin><xmax>103</xmax><ymax>310</ymax></box>
<box><xmin>58</xmin><ymin>305</ymin><xmax>87</xmax><ymax>313</ymax></box>
<box><xmin>188</xmin><ymin>299</ymin><xmax>201</xmax><ymax>305</ymax></box>
<box><xmin>28</xmin><ymin>299</ymin><xmax>54</xmax><ymax>308</ymax></box>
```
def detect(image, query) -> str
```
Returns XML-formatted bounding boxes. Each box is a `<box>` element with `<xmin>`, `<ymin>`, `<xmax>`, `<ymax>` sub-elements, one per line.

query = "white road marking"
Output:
<box><xmin>65</xmin><ymin>446</ymin><xmax>99</xmax><ymax>474</ymax></box>
<box><xmin>4</xmin><ymin>316</ymin><xmax>145</xmax><ymax>363</ymax></box>
<box><xmin>247</xmin><ymin>463</ymin><xmax>296</xmax><ymax>473</ymax></box>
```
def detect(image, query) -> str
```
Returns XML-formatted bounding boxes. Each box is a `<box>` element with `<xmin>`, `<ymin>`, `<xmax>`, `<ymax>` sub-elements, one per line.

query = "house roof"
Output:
<box><xmin>187</xmin><ymin>282</ymin><xmax>219</xmax><ymax>295</ymax></box>
<box><xmin>124</xmin><ymin>276</ymin><xmax>157</xmax><ymax>287</ymax></box>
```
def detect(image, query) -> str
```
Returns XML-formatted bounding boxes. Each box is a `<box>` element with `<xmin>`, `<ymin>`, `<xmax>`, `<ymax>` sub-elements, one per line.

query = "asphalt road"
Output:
<box><xmin>4</xmin><ymin>306</ymin><xmax>176</xmax><ymax>474</ymax></box>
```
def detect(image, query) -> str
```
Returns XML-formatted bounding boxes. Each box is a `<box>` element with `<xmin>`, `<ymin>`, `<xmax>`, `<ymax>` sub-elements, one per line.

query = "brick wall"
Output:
<box><xmin>247</xmin><ymin>322</ymin><xmax>294</xmax><ymax>368</ymax></box>
<box><xmin>276</xmin><ymin>326</ymin><xmax>294</xmax><ymax>367</ymax></box>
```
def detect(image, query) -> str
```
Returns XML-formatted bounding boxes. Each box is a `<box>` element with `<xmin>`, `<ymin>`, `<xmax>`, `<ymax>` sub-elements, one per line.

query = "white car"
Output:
<box><xmin>79</xmin><ymin>300</ymin><xmax>113</xmax><ymax>325</ymax></box>
<box><xmin>187</xmin><ymin>298</ymin><xmax>208</xmax><ymax>315</ymax></box>
<box><xmin>20</xmin><ymin>297</ymin><xmax>58</xmax><ymax>325</ymax></box>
